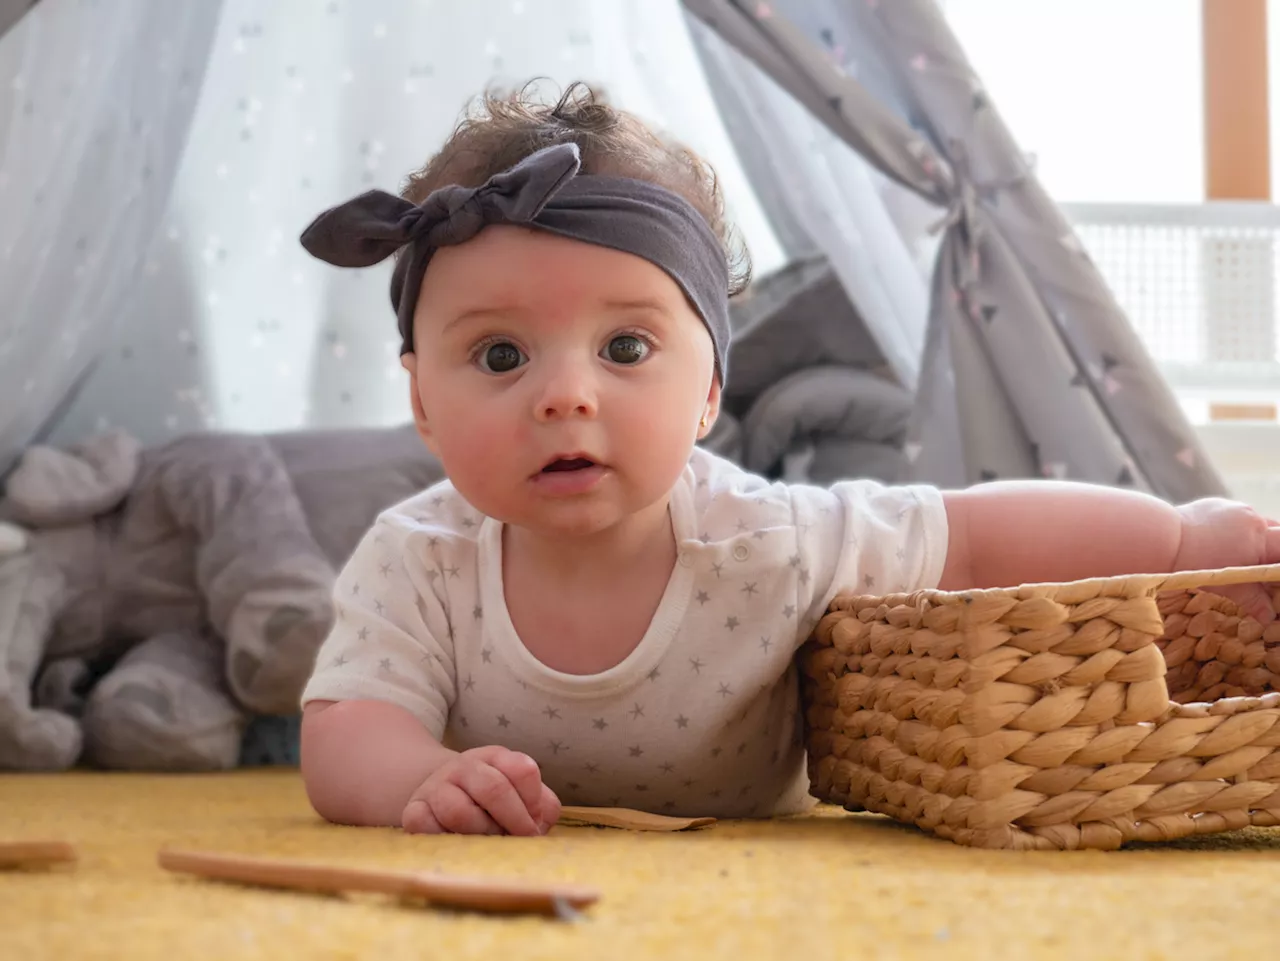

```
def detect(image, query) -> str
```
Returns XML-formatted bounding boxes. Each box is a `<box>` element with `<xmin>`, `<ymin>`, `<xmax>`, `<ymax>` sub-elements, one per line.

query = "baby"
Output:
<box><xmin>297</xmin><ymin>82</ymin><xmax>1280</xmax><ymax>837</ymax></box>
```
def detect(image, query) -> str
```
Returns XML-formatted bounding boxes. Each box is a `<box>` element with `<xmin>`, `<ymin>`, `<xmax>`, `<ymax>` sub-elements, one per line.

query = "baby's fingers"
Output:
<box><xmin>458</xmin><ymin>762</ymin><xmax>542</xmax><ymax>837</ymax></box>
<box><xmin>487</xmin><ymin>751</ymin><xmax>547</xmax><ymax>827</ymax></box>
<box><xmin>536</xmin><ymin>782</ymin><xmax>563</xmax><ymax>834</ymax></box>
<box><xmin>1265</xmin><ymin>522</ymin><xmax>1280</xmax><ymax>565</ymax></box>
<box><xmin>402</xmin><ymin>794</ymin><xmax>443</xmax><ymax>834</ymax></box>
<box><xmin>403</xmin><ymin>783</ymin><xmax>502</xmax><ymax>835</ymax></box>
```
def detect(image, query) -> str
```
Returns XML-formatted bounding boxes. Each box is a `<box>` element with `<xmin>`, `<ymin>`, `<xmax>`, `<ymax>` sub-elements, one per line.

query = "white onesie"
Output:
<box><xmin>301</xmin><ymin>447</ymin><xmax>948</xmax><ymax>818</ymax></box>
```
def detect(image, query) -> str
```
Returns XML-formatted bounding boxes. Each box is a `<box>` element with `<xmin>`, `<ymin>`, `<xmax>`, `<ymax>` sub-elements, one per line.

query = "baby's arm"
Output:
<box><xmin>301</xmin><ymin>698</ymin><xmax>454</xmax><ymax>825</ymax></box>
<box><xmin>940</xmin><ymin>481</ymin><xmax>1280</xmax><ymax>617</ymax></box>
<box><xmin>301</xmin><ymin>699</ymin><xmax>558</xmax><ymax>835</ymax></box>
<box><xmin>939</xmin><ymin>481</ymin><xmax>1181</xmax><ymax>589</ymax></box>
<box><xmin>298</xmin><ymin>517</ymin><xmax>558</xmax><ymax>835</ymax></box>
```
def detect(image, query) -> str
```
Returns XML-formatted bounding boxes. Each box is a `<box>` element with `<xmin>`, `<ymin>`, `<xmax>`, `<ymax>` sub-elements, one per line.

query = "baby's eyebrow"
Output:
<box><xmin>601</xmin><ymin>298</ymin><xmax>673</xmax><ymax>318</ymax></box>
<box><xmin>441</xmin><ymin>306</ymin><xmax>525</xmax><ymax>336</ymax></box>
<box><xmin>443</xmin><ymin>299</ymin><xmax>671</xmax><ymax>334</ymax></box>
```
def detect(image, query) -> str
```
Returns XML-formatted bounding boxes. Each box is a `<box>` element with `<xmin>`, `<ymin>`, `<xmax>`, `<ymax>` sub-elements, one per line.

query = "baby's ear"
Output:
<box><xmin>400</xmin><ymin>354</ymin><xmax>439</xmax><ymax>455</ymax></box>
<box><xmin>700</xmin><ymin>375</ymin><xmax>723</xmax><ymax>435</ymax></box>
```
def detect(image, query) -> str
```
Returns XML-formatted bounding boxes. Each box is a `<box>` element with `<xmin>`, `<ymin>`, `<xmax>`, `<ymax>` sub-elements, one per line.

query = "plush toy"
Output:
<box><xmin>0</xmin><ymin>424</ymin><xmax>444</xmax><ymax>772</ymax></box>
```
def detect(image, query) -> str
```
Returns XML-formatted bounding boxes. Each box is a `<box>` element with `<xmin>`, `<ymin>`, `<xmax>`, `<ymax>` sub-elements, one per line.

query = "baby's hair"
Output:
<box><xmin>401</xmin><ymin>80</ymin><xmax>752</xmax><ymax>297</ymax></box>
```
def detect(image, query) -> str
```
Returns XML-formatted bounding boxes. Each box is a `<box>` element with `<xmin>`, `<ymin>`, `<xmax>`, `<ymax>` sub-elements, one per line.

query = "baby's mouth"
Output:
<box><xmin>541</xmin><ymin>457</ymin><xmax>597</xmax><ymax>473</ymax></box>
<box><xmin>532</xmin><ymin>454</ymin><xmax>607</xmax><ymax>493</ymax></box>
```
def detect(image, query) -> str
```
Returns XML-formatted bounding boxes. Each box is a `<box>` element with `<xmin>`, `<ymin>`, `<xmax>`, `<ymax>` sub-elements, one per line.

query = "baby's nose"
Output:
<box><xmin>533</xmin><ymin>362</ymin><xmax>599</xmax><ymax>421</ymax></box>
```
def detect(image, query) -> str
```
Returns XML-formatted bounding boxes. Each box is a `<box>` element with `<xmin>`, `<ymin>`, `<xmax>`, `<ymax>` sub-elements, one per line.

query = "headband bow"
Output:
<box><xmin>300</xmin><ymin>142</ymin><xmax>731</xmax><ymax>382</ymax></box>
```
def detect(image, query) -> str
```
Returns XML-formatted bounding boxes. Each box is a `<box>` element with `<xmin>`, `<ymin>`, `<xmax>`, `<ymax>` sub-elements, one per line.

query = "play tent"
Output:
<box><xmin>0</xmin><ymin>0</ymin><xmax>1224</xmax><ymax>498</ymax></box>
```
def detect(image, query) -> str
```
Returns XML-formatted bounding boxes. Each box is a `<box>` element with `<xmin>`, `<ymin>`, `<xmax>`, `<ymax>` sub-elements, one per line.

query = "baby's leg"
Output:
<box><xmin>81</xmin><ymin>629</ymin><xmax>248</xmax><ymax>771</ymax></box>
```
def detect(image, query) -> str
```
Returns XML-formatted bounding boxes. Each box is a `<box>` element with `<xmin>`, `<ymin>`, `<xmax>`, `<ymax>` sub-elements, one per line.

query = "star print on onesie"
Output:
<box><xmin>301</xmin><ymin>446</ymin><xmax>947</xmax><ymax>818</ymax></box>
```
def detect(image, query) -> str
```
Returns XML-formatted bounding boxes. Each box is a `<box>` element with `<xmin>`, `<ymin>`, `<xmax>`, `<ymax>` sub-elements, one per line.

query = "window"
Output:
<box><xmin>941</xmin><ymin>0</ymin><xmax>1204</xmax><ymax>202</ymax></box>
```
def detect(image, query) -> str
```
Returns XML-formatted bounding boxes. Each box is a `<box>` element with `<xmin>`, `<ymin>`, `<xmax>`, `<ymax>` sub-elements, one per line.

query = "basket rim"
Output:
<box><xmin>832</xmin><ymin>562</ymin><xmax>1280</xmax><ymax>606</ymax></box>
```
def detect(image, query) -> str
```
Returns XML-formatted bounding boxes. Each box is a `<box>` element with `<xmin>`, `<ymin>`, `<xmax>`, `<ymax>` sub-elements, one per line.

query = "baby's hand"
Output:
<box><xmin>1174</xmin><ymin>498</ymin><xmax>1280</xmax><ymax>622</ymax></box>
<box><xmin>401</xmin><ymin>745</ymin><xmax>561</xmax><ymax>836</ymax></box>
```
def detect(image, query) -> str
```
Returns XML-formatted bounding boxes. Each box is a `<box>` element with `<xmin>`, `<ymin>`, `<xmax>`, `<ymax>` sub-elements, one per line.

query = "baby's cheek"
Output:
<box><xmin>614</xmin><ymin>406</ymin><xmax>667</xmax><ymax>454</ymax></box>
<box><xmin>452</xmin><ymin>420</ymin><xmax>518</xmax><ymax>477</ymax></box>
<box><xmin>616</xmin><ymin>399</ymin><xmax>698</xmax><ymax>476</ymax></box>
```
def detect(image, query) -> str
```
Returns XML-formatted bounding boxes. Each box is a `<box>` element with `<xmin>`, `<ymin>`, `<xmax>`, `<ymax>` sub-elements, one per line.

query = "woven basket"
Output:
<box><xmin>799</xmin><ymin>564</ymin><xmax>1280</xmax><ymax>850</ymax></box>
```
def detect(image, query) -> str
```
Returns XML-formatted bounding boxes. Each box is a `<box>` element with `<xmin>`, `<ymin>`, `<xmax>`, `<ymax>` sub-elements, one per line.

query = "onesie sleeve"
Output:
<box><xmin>788</xmin><ymin>478</ymin><xmax>950</xmax><ymax>632</ymax></box>
<box><xmin>301</xmin><ymin>514</ymin><xmax>457</xmax><ymax>740</ymax></box>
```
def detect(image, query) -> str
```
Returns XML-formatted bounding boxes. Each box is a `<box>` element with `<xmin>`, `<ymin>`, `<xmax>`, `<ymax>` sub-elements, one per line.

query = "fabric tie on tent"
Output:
<box><xmin>300</xmin><ymin>142</ymin><xmax>734</xmax><ymax>383</ymax></box>
<box><xmin>682</xmin><ymin>0</ymin><xmax>1227</xmax><ymax>503</ymax></box>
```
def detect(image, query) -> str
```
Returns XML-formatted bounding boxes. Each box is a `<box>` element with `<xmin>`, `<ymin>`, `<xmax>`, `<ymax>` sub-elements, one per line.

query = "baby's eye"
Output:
<box><xmin>477</xmin><ymin>341</ymin><xmax>525</xmax><ymax>373</ymax></box>
<box><xmin>603</xmin><ymin>334</ymin><xmax>650</xmax><ymax>365</ymax></box>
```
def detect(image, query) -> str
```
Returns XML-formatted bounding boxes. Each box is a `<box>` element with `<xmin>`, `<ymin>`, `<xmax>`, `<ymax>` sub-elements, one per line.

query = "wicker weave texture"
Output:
<box><xmin>799</xmin><ymin>564</ymin><xmax>1280</xmax><ymax>850</ymax></box>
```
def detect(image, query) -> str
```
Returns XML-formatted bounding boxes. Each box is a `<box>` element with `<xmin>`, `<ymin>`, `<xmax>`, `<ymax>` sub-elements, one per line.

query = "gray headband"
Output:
<box><xmin>299</xmin><ymin>142</ymin><xmax>730</xmax><ymax>382</ymax></box>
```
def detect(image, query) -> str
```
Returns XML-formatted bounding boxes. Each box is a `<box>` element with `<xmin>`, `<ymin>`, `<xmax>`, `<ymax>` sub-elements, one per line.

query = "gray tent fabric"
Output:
<box><xmin>683</xmin><ymin>15</ymin><xmax>938</xmax><ymax>391</ymax></box>
<box><xmin>723</xmin><ymin>255</ymin><xmax>887</xmax><ymax>412</ymax></box>
<box><xmin>682</xmin><ymin>1</ymin><xmax>949</xmax><ymax>207</ymax></box>
<box><xmin>719</xmin><ymin>255</ymin><xmax>910</xmax><ymax>485</ymax></box>
<box><xmin>0</xmin><ymin>1</ymin><xmax>36</xmax><ymax>42</ymax></box>
<box><xmin>740</xmin><ymin>364</ymin><xmax>910</xmax><ymax>479</ymax></box>
<box><xmin>682</xmin><ymin>0</ymin><xmax>1227</xmax><ymax>503</ymax></box>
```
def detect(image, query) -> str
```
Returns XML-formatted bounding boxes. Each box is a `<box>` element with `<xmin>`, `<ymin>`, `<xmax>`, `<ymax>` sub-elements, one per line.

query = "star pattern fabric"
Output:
<box><xmin>301</xmin><ymin>447</ymin><xmax>947</xmax><ymax>818</ymax></box>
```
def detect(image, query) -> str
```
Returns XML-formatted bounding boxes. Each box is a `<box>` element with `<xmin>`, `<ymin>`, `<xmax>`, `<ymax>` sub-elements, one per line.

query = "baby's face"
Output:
<box><xmin>401</xmin><ymin>225</ymin><xmax>719</xmax><ymax>538</ymax></box>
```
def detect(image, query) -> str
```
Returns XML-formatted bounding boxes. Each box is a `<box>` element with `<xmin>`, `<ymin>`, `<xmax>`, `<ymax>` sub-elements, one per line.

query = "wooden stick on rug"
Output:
<box><xmin>0</xmin><ymin>841</ymin><xmax>77</xmax><ymax>870</ymax></box>
<box><xmin>557</xmin><ymin>806</ymin><xmax>716</xmax><ymax>831</ymax></box>
<box><xmin>157</xmin><ymin>849</ymin><xmax>599</xmax><ymax>918</ymax></box>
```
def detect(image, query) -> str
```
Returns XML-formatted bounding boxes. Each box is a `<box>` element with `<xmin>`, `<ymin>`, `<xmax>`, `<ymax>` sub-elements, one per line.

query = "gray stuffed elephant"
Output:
<box><xmin>0</xmin><ymin>423</ymin><xmax>443</xmax><ymax>772</ymax></box>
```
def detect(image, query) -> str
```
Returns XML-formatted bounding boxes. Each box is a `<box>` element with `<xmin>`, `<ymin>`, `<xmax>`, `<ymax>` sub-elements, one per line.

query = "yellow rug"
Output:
<box><xmin>4</xmin><ymin>769</ymin><xmax>1280</xmax><ymax>960</ymax></box>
